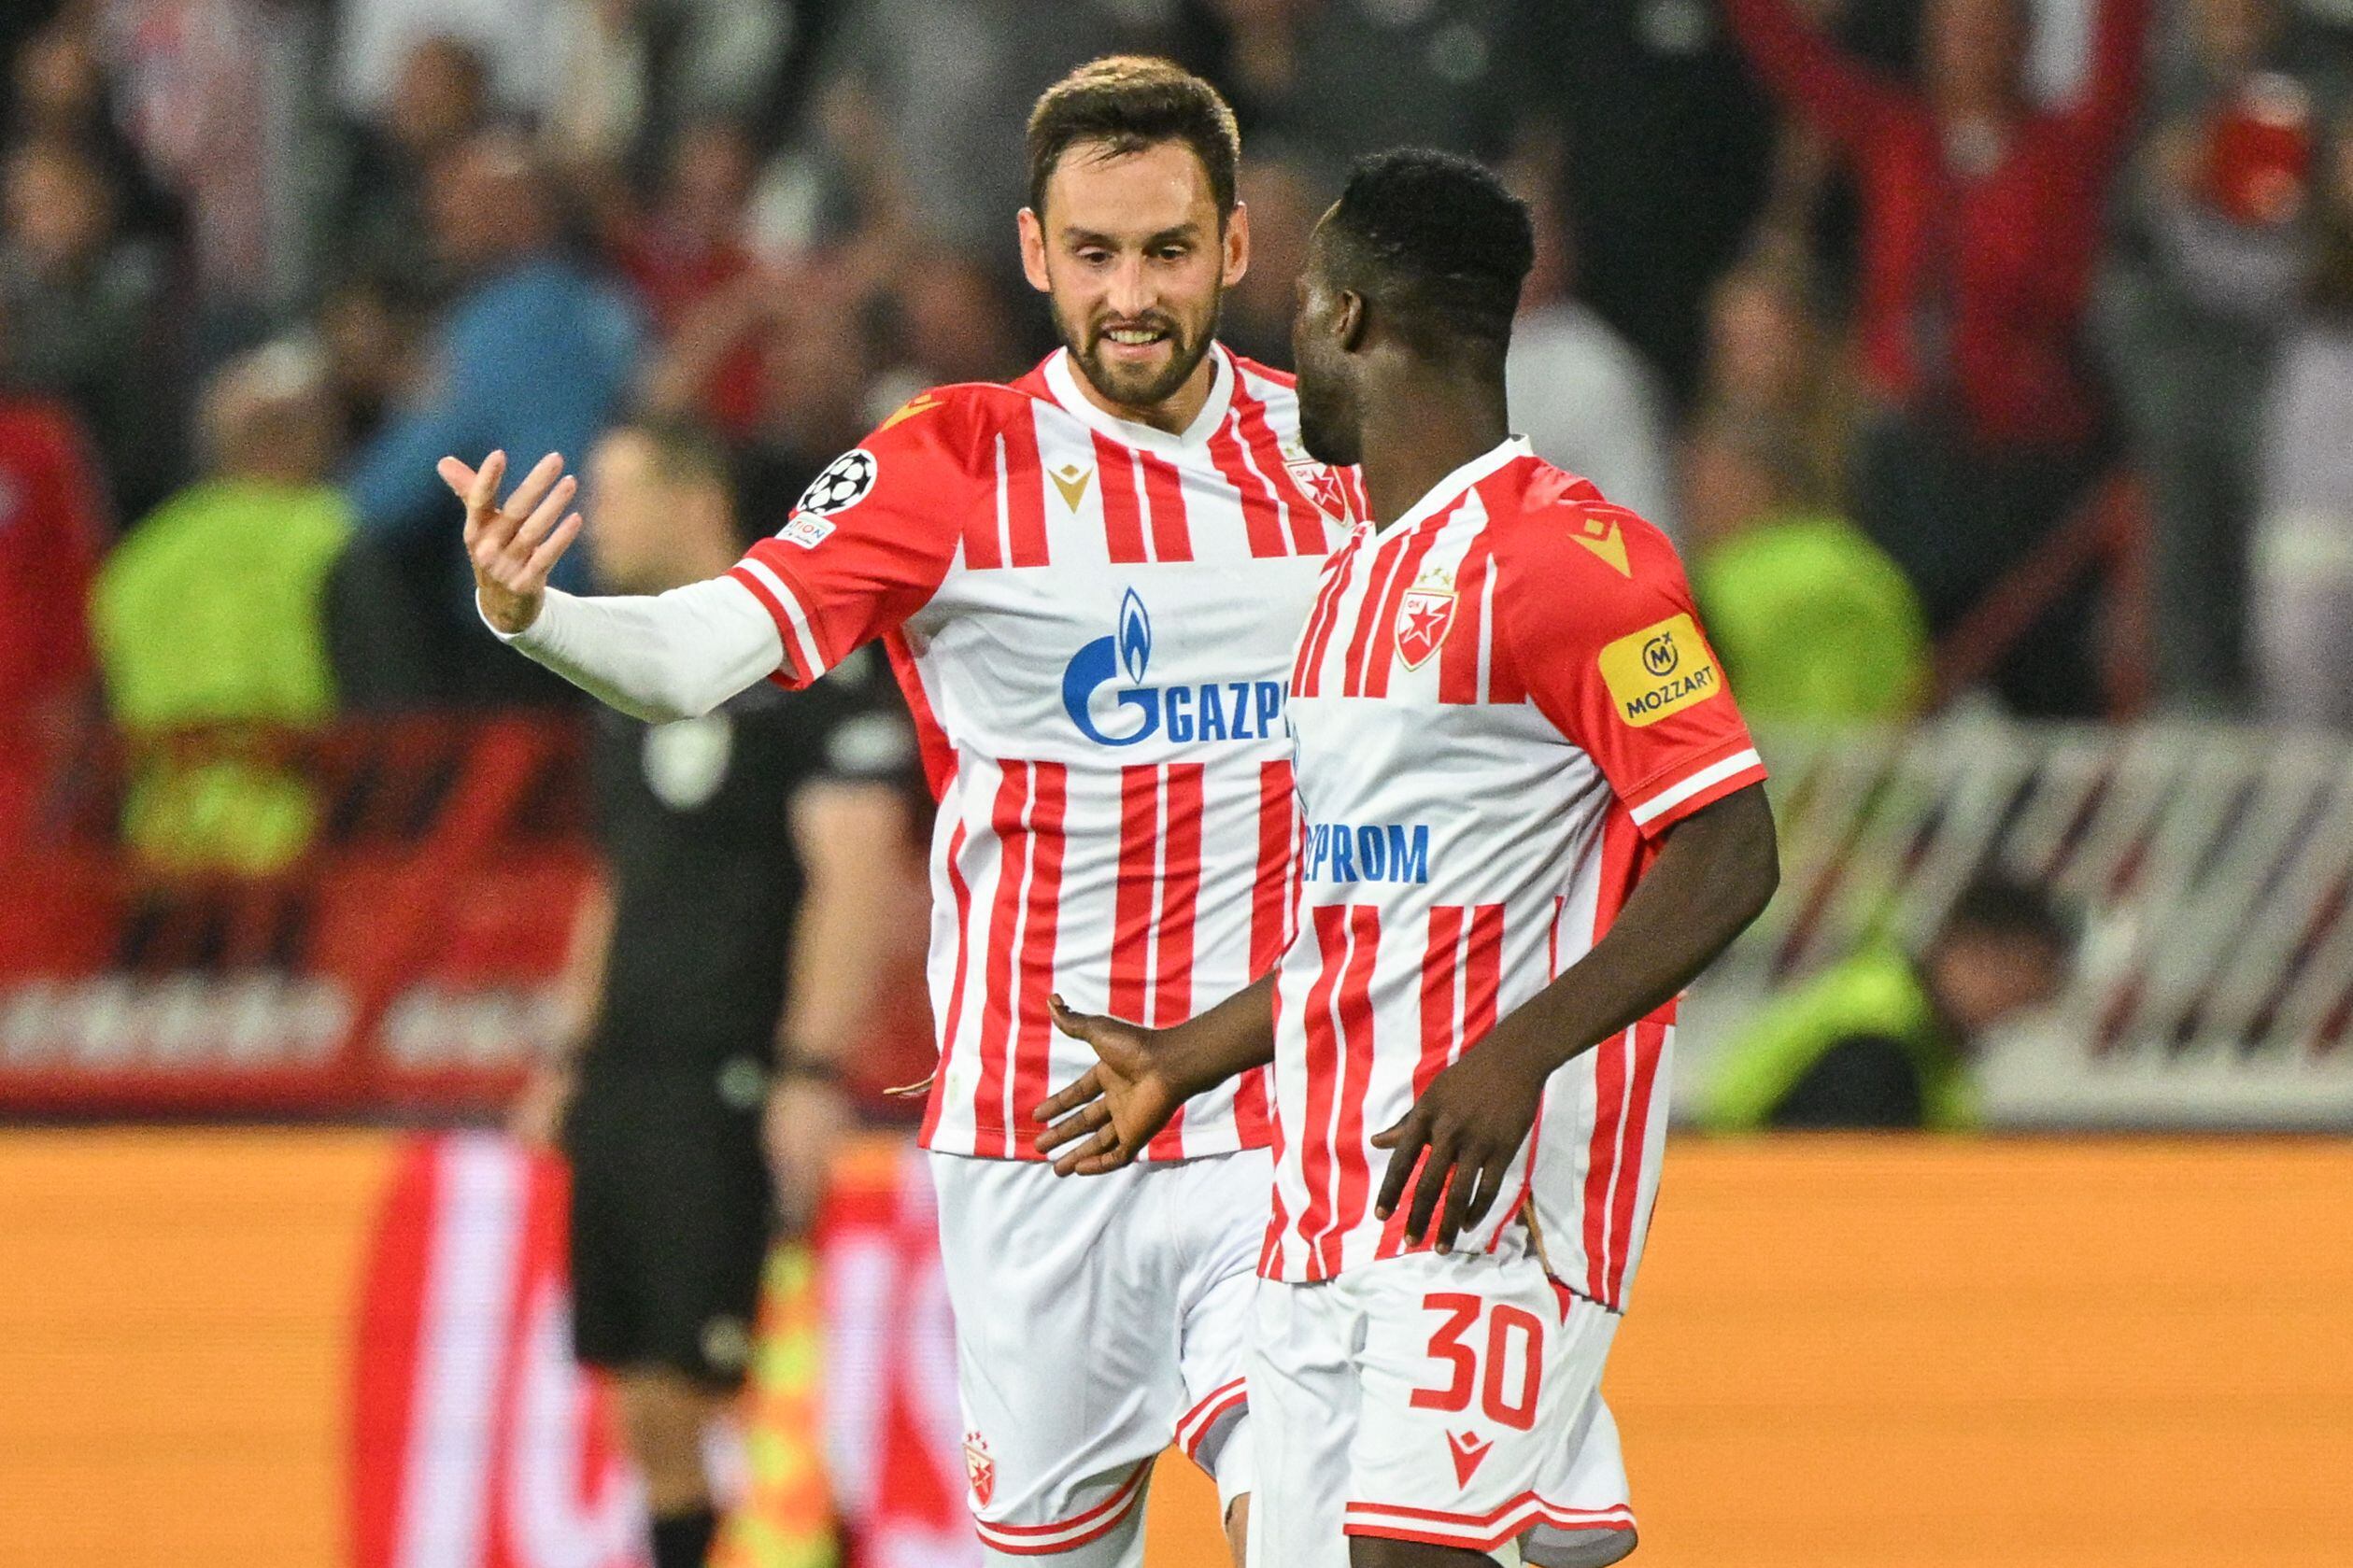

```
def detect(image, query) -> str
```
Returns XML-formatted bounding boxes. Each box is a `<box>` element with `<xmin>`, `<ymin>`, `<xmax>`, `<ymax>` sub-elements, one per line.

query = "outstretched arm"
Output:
<box><xmin>1031</xmin><ymin>972</ymin><xmax>1279</xmax><ymax>1176</ymax></box>
<box><xmin>1376</xmin><ymin>783</ymin><xmax>1779</xmax><ymax>1250</ymax></box>
<box><xmin>444</xmin><ymin>450</ymin><xmax>786</xmax><ymax>722</ymax></box>
<box><xmin>1723</xmin><ymin>0</ymin><xmax>1911</xmax><ymax>150</ymax></box>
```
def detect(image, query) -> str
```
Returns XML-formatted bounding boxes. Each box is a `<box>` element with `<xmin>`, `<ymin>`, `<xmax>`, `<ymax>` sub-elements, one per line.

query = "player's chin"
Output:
<box><xmin>1084</xmin><ymin>340</ymin><xmax>1194</xmax><ymax>404</ymax></box>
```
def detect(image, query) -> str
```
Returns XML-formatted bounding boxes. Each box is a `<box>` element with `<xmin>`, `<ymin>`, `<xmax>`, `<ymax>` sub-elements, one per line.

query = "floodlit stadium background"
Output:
<box><xmin>2</xmin><ymin>2</ymin><xmax>2350</xmax><ymax>1565</ymax></box>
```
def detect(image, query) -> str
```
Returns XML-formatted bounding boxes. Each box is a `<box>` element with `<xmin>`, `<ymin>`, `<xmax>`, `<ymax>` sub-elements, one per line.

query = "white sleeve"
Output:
<box><xmin>483</xmin><ymin>576</ymin><xmax>786</xmax><ymax>723</ymax></box>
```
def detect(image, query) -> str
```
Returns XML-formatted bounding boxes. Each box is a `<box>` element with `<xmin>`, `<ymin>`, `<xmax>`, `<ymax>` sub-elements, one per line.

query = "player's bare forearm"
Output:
<box><xmin>1502</xmin><ymin>782</ymin><xmax>1778</xmax><ymax>1081</ymax></box>
<box><xmin>1374</xmin><ymin>784</ymin><xmax>1778</xmax><ymax>1249</ymax></box>
<box><xmin>1031</xmin><ymin>972</ymin><xmax>1278</xmax><ymax>1175</ymax></box>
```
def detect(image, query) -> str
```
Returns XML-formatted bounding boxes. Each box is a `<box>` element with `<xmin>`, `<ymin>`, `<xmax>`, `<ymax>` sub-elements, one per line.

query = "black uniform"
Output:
<box><xmin>564</xmin><ymin>649</ymin><xmax>914</xmax><ymax>1384</ymax></box>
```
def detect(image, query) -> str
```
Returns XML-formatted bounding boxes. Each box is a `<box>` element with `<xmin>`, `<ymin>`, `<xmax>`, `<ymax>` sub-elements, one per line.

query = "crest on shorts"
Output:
<box><xmin>1395</xmin><ymin>569</ymin><xmax>1458</xmax><ymax>671</ymax></box>
<box><xmin>964</xmin><ymin>1432</ymin><xmax>996</xmax><ymax>1506</ymax></box>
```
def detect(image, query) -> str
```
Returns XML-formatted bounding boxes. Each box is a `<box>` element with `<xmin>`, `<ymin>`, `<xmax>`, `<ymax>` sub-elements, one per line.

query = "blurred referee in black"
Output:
<box><xmin>510</xmin><ymin>416</ymin><xmax>917</xmax><ymax>1568</ymax></box>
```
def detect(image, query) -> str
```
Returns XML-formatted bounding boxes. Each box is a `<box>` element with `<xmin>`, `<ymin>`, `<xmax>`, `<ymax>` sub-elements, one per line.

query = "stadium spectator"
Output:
<box><xmin>543</xmin><ymin>0</ymin><xmax>798</xmax><ymax>182</ymax></box>
<box><xmin>343</xmin><ymin>129</ymin><xmax>642</xmax><ymax>689</ymax></box>
<box><xmin>1216</xmin><ymin>148</ymin><xmax>1316</xmax><ymax>368</ymax></box>
<box><xmin>1684</xmin><ymin>407</ymin><xmax>1930</xmax><ymax>723</ymax></box>
<box><xmin>88</xmin><ymin>344</ymin><xmax>353</xmax><ymax>873</ymax></box>
<box><xmin>2253</xmin><ymin>120</ymin><xmax>2353</xmax><ymax>727</ymax></box>
<box><xmin>811</xmin><ymin>0</ymin><xmax>1132</xmax><ymax>253</ymax></box>
<box><xmin>1697</xmin><ymin>247</ymin><xmax>1851</xmax><ymax>484</ymax></box>
<box><xmin>1700</xmin><ymin>873</ymin><xmax>2072</xmax><ymax>1130</ymax></box>
<box><xmin>613</xmin><ymin>118</ymin><xmax>767</xmax><ymax>437</ymax></box>
<box><xmin>5</xmin><ymin>9</ymin><xmax>182</xmax><ymax>244</ymax></box>
<box><xmin>1727</xmin><ymin>0</ymin><xmax>2154</xmax><ymax>717</ymax></box>
<box><xmin>1506</xmin><ymin>167</ymin><xmax>1679</xmax><ymax>535</ymax></box>
<box><xmin>510</xmin><ymin>416</ymin><xmax>915</xmax><ymax>1568</ymax></box>
<box><xmin>318</xmin><ymin>34</ymin><xmax>491</xmax><ymax>305</ymax></box>
<box><xmin>0</xmin><ymin>134</ymin><xmax>182</xmax><ymax>521</ymax></box>
<box><xmin>1511</xmin><ymin>0</ymin><xmax>1779</xmax><ymax>403</ymax></box>
<box><xmin>2098</xmin><ymin>0</ymin><xmax>2313</xmax><ymax>711</ymax></box>
<box><xmin>0</xmin><ymin>339</ymin><xmax>106</xmax><ymax>855</ymax></box>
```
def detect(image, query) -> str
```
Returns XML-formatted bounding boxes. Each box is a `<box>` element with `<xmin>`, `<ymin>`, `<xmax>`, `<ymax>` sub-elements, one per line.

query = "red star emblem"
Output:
<box><xmin>1396</xmin><ymin>587</ymin><xmax>1457</xmax><ymax>670</ymax></box>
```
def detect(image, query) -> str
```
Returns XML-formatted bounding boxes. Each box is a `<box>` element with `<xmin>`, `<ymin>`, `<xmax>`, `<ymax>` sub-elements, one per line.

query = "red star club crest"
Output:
<box><xmin>1396</xmin><ymin>586</ymin><xmax>1457</xmax><ymax>670</ymax></box>
<box><xmin>965</xmin><ymin>1433</ymin><xmax>996</xmax><ymax>1507</ymax></box>
<box><xmin>1287</xmin><ymin>457</ymin><xmax>1353</xmax><ymax>521</ymax></box>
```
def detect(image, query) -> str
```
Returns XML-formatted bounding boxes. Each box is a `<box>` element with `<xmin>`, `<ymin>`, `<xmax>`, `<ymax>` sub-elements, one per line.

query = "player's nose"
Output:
<box><xmin>1104</xmin><ymin>253</ymin><xmax>1154</xmax><ymax>318</ymax></box>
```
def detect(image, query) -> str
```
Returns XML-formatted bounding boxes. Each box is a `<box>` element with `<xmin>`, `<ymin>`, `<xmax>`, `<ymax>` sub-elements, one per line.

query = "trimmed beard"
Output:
<box><xmin>1056</xmin><ymin>291</ymin><xmax>1221</xmax><ymax>414</ymax></box>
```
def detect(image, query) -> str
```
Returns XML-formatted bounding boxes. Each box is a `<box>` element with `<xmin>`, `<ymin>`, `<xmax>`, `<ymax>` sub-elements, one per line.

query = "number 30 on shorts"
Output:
<box><xmin>1409</xmin><ymin>1292</ymin><xmax>1543</xmax><ymax>1431</ymax></box>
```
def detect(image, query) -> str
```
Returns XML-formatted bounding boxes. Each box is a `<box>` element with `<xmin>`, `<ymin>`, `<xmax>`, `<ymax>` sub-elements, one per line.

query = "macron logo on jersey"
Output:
<box><xmin>1302</xmin><ymin>821</ymin><xmax>1430</xmax><ymax>884</ymax></box>
<box><xmin>1060</xmin><ymin>589</ymin><xmax>1285</xmax><ymax>748</ymax></box>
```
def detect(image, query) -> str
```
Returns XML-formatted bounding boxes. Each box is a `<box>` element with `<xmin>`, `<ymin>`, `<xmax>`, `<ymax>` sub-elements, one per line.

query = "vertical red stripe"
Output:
<box><xmin>1341</xmin><ymin>535</ymin><xmax>1410</xmax><ymax>697</ymax></box>
<box><xmin>964</xmin><ymin>436</ymin><xmax>1006</xmax><ymax>571</ymax></box>
<box><xmin>1210</xmin><ymin>417</ymin><xmax>1289</xmax><ymax>557</ymax></box>
<box><xmin>1249</xmin><ymin>760</ymin><xmax>1297</xmax><ymax>979</ymax></box>
<box><xmin>1462</xmin><ymin>904</ymin><xmax>1504</xmax><ymax>1042</ymax></box>
<box><xmin>1003</xmin><ymin>403</ymin><xmax>1048</xmax><ymax>566</ymax></box>
<box><xmin>1110</xmin><ymin>766</ymin><xmax>1159</xmax><ymax>1023</ymax></box>
<box><xmin>1364</xmin><ymin>527</ymin><xmax>1441</xmax><ymax>698</ymax></box>
<box><xmin>1295</xmin><ymin>906</ymin><xmax>1350</xmax><ymax>1278</ymax></box>
<box><xmin>1234</xmin><ymin>393</ymin><xmax>1326</xmax><ymax>553</ymax></box>
<box><xmin>1438</xmin><ymin>533</ymin><xmax>1493</xmax><ymax>706</ymax></box>
<box><xmin>1233</xmin><ymin>1065</ymin><xmax>1272</xmax><ymax>1149</ymax></box>
<box><xmin>1142</xmin><ymin>765</ymin><xmax>1205</xmax><ymax>1160</ymax></box>
<box><xmin>1605</xmin><ymin>1021</ymin><xmax>1667</xmax><ymax>1305</ymax></box>
<box><xmin>1323</xmin><ymin>905</ymin><xmax>1382</xmax><ymax>1276</ymax></box>
<box><xmin>883</xmin><ymin>632</ymin><xmax>954</xmax><ymax>802</ymax></box>
<box><xmin>1093</xmin><ymin>433</ymin><xmax>1146</xmax><ymax>562</ymax></box>
<box><xmin>1382</xmin><ymin>905</ymin><xmax>1466</xmax><ymax>1259</ymax></box>
<box><xmin>917</xmin><ymin>820</ymin><xmax>974</xmax><ymax>1148</ymax></box>
<box><xmin>1138</xmin><ymin>450</ymin><xmax>1194</xmax><ymax>562</ymax></box>
<box><xmin>1581</xmin><ymin>1028</ymin><xmax>1631</xmax><ymax>1301</ymax></box>
<box><xmin>1009</xmin><ymin>763</ymin><xmax>1068</xmax><ymax>1155</ymax></box>
<box><xmin>970</xmin><ymin>767</ymin><xmax>1034</xmax><ymax>1157</ymax></box>
<box><xmin>1149</xmin><ymin>764</ymin><xmax>1205</xmax><ymax>1025</ymax></box>
<box><xmin>1290</xmin><ymin>532</ymin><xmax>1364</xmax><ymax>697</ymax></box>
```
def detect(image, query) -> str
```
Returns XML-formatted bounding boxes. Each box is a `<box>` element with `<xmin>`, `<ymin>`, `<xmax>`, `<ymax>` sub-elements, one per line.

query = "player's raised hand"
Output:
<box><xmin>439</xmin><ymin>449</ymin><xmax>585</xmax><ymax>635</ymax></box>
<box><xmin>1032</xmin><ymin>996</ymin><xmax>1185</xmax><ymax>1176</ymax></box>
<box><xmin>1372</xmin><ymin>1027</ymin><xmax>1551</xmax><ymax>1253</ymax></box>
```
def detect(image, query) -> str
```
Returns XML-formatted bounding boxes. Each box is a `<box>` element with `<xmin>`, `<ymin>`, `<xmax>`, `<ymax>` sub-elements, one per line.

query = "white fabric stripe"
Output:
<box><xmin>1628</xmin><ymin>748</ymin><xmax>1765</xmax><ymax>826</ymax></box>
<box><xmin>734</xmin><ymin>557</ymin><xmax>828</xmax><ymax>677</ymax></box>
<box><xmin>1476</xmin><ymin>544</ymin><xmax>1498</xmax><ymax>703</ymax></box>
<box><xmin>1595</xmin><ymin>1027</ymin><xmax>1636</xmax><ymax>1297</ymax></box>
<box><xmin>398</xmin><ymin>1135</ymin><xmax>520</xmax><ymax>1568</ymax></box>
<box><xmin>1130</xmin><ymin>449</ymin><xmax>1157</xmax><ymax>564</ymax></box>
<box><xmin>994</xmin><ymin>432</ymin><xmax>1013</xmax><ymax>566</ymax></box>
<box><xmin>971</xmin><ymin>1462</ymin><xmax>1149</xmax><ymax>1547</ymax></box>
<box><xmin>1145</xmin><ymin>765</ymin><xmax>1169</xmax><ymax>1025</ymax></box>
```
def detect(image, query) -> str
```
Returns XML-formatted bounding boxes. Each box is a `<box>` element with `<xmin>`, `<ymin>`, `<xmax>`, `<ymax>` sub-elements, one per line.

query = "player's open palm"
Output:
<box><xmin>1033</xmin><ymin>996</ymin><xmax>1183</xmax><ymax>1176</ymax></box>
<box><xmin>438</xmin><ymin>449</ymin><xmax>585</xmax><ymax>635</ymax></box>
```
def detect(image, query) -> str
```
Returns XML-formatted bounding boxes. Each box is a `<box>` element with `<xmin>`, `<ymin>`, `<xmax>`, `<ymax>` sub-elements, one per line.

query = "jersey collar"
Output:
<box><xmin>1369</xmin><ymin>435</ymin><xmax>1533</xmax><ymax>539</ymax></box>
<box><xmin>1042</xmin><ymin>341</ymin><xmax>1238</xmax><ymax>453</ymax></box>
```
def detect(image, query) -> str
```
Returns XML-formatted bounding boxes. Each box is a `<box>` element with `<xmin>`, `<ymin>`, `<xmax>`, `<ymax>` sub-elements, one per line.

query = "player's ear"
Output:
<box><xmin>1222</xmin><ymin>201</ymin><xmax>1250</xmax><ymax>289</ymax></box>
<box><xmin>1017</xmin><ymin>207</ymin><xmax>1053</xmax><ymax>294</ymax></box>
<box><xmin>1335</xmin><ymin>289</ymin><xmax>1367</xmax><ymax>354</ymax></box>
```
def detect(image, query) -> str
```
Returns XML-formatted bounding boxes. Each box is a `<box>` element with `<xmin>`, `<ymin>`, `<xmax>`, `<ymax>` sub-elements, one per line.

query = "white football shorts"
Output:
<box><xmin>1248</xmin><ymin>1248</ymin><xmax>1634</xmax><ymax>1567</ymax></box>
<box><xmin>928</xmin><ymin>1148</ymin><xmax>1266</xmax><ymax>1563</ymax></box>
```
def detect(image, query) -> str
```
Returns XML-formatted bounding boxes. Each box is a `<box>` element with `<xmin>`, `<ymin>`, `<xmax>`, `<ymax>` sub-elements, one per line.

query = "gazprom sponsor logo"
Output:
<box><xmin>1060</xmin><ymin>589</ymin><xmax>1286</xmax><ymax>747</ymax></box>
<box><xmin>1303</xmin><ymin>821</ymin><xmax>1431</xmax><ymax>884</ymax></box>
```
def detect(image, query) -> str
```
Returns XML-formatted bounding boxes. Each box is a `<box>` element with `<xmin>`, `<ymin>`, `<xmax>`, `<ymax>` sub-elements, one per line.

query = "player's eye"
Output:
<box><xmin>1075</xmin><ymin>247</ymin><xmax>1112</xmax><ymax>266</ymax></box>
<box><xmin>1155</xmin><ymin>245</ymin><xmax>1190</xmax><ymax>262</ymax></box>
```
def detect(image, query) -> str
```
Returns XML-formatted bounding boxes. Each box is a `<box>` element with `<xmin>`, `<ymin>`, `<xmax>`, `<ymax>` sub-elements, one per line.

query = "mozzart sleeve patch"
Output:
<box><xmin>1595</xmin><ymin>613</ymin><xmax>1724</xmax><ymax>727</ymax></box>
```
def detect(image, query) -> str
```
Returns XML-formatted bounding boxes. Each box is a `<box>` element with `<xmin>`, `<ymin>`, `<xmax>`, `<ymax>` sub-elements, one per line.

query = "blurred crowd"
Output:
<box><xmin>7</xmin><ymin>0</ymin><xmax>2353</xmax><ymax>767</ymax></box>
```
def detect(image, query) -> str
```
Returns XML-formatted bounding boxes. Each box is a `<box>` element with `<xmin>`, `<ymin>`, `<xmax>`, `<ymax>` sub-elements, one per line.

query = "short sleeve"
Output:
<box><xmin>1493</xmin><ymin>499</ymin><xmax>1767</xmax><ymax>838</ymax></box>
<box><xmin>727</xmin><ymin>389</ymin><xmax>996</xmax><ymax>688</ymax></box>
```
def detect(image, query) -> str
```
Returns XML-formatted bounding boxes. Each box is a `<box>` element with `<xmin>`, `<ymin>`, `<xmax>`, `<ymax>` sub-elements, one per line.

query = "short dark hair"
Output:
<box><xmin>613</xmin><ymin>413</ymin><xmax>731</xmax><ymax>489</ymax></box>
<box><xmin>1027</xmin><ymin>56</ymin><xmax>1240</xmax><ymax>221</ymax></box>
<box><xmin>1323</xmin><ymin>148</ymin><xmax>1535</xmax><ymax>356</ymax></box>
<box><xmin>1941</xmin><ymin>873</ymin><xmax>2073</xmax><ymax>954</ymax></box>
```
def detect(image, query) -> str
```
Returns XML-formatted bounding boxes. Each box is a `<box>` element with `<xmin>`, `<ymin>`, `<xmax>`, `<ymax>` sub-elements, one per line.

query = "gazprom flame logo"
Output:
<box><xmin>1118</xmin><ymin>589</ymin><xmax>1152</xmax><ymax>686</ymax></box>
<box><xmin>1061</xmin><ymin>588</ymin><xmax>1285</xmax><ymax>748</ymax></box>
<box><xmin>1063</xmin><ymin>589</ymin><xmax>1157</xmax><ymax>746</ymax></box>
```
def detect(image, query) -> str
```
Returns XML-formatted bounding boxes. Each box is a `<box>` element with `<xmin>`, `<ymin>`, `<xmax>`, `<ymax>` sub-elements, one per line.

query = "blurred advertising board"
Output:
<box><xmin>3</xmin><ymin>1131</ymin><xmax>2350</xmax><ymax>1567</ymax></box>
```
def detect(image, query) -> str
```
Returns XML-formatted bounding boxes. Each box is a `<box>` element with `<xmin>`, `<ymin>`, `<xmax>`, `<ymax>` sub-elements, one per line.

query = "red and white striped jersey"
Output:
<box><xmin>727</xmin><ymin>345</ymin><xmax>1362</xmax><ymax>1161</ymax></box>
<box><xmin>1263</xmin><ymin>437</ymin><xmax>1766</xmax><ymax>1292</ymax></box>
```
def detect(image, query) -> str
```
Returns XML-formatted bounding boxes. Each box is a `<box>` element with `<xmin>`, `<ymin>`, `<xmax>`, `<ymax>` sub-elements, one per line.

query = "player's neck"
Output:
<box><xmin>1358</xmin><ymin>370</ymin><xmax>1510</xmax><ymax>531</ymax></box>
<box><xmin>1070</xmin><ymin>347</ymin><xmax>1219</xmax><ymax>436</ymax></box>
